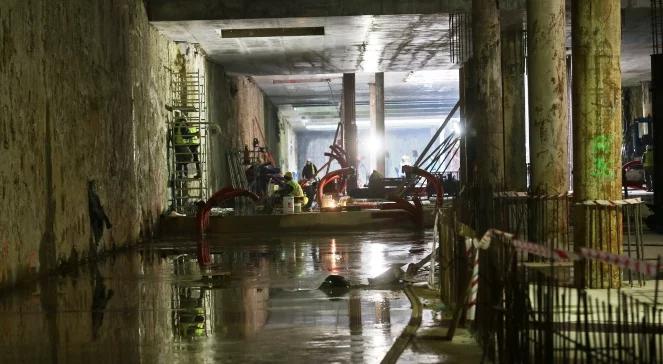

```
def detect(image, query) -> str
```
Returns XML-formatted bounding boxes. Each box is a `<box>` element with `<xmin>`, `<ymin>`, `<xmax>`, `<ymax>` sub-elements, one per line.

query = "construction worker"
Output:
<box><xmin>173</xmin><ymin>112</ymin><xmax>201</xmax><ymax>178</ymax></box>
<box><xmin>185</xmin><ymin>115</ymin><xmax>202</xmax><ymax>178</ymax></box>
<box><xmin>280</xmin><ymin>171</ymin><xmax>308</xmax><ymax>206</ymax></box>
<box><xmin>173</xmin><ymin>112</ymin><xmax>191</xmax><ymax>177</ymax></box>
<box><xmin>302</xmin><ymin>160</ymin><xmax>318</xmax><ymax>180</ymax></box>
<box><xmin>643</xmin><ymin>145</ymin><xmax>654</xmax><ymax>191</ymax></box>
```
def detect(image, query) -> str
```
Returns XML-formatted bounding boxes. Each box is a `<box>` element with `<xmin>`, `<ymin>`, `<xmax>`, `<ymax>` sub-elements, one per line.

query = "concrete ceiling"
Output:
<box><xmin>150</xmin><ymin>2</ymin><xmax>655</xmax><ymax>131</ymax></box>
<box><xmin>253</xmin><ymin>71</ymin><xmax>459</xmax><ymax>130</ymax></box>
<box><xmin>153</xmin><ymin>14</ymin><xmax>453</xmax><ymax>75</ymax></box>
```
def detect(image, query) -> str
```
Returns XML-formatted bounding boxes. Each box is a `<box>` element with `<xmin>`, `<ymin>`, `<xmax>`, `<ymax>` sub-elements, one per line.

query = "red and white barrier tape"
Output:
<box><xmin>465</xmin><ymin>237</ymin><xmax>480</xmax><ymax>321</ymax></box>
<box><xmin>477</xmin><ymin>229</ymin><xmax>659</xmax><ymax>278</ymax></box>
<box><xmin>576</xmin><ymin>198</ymin><xmax>643</xmax><ymax>206</ymax></box>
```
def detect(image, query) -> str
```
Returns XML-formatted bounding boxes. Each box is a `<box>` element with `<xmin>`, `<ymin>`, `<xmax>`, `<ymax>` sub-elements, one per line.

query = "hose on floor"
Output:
<box><xmin>379</xmin><ymin>284</ymin><xmax>423</xmax><ymax>364</ymax></box>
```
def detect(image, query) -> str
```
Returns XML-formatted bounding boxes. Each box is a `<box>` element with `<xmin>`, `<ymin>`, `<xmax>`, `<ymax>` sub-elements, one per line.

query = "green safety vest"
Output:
<box><xmin>187</xmin><ymin>125</ymin><xmax>199</xmax><ymax>145</ymax></box>
<box><xmin>173</xmin><ymin>119</ymin><xmax>199</xmax><ymax>146</ymax></box>
<box><xmin>286</xmin><ymin>180</ymin><xmax>304</xmax><ymax>198</ymax></box>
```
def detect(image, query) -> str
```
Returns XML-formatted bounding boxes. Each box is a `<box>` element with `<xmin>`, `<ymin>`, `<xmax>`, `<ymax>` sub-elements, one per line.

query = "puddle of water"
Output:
<box><xmin>0</xmin><ymin>230</ymin><xmax>431</xmax><ymax>363</ymax></box>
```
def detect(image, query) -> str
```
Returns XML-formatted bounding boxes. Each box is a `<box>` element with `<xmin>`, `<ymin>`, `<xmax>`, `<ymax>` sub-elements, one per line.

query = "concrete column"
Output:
<box><xmin>527</xmin><ymin>0</ymin><xmax>568</xmax><ymax>194</ymax></box>
<box><xmin>369</xmin><ymin>72</ymin><xmax>386</xmax><ymax>175</ymax></box>
<box><xmin>652</xmin><ymin>56</ymin><xmax>663</xmax><ymax>230</ymax></box>
<box><xmin>343</xmin><ymin>73</ymin><xmax>358</xmax><ymax>189</ymax></box>
<box><xmin>472</xmin><ymin>0</ymin><xmax>504</xmax><ymax>231</ymax></box>
<box><xmin>501</xmin><ymin>11</ymin><xmax>527</xmax><ymax>191</ymax></box>
<box><xmin>526</xmin><ymin>0</ymin><xmax>569</xmax><ymax>245</ymax></box>
<box><xmin>459</xmin><ymin>65</ymin><xmax>468</xmax><ymax>186</ymax></box>
<box><xmin>572</xmin><ymin>0</ymin><xmax>622</xmax><ymax>288</ymax></box>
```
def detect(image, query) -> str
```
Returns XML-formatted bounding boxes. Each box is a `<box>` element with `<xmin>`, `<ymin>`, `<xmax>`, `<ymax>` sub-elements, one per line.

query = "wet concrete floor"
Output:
<box><xmin>0</xmin><ymin>230</ymin><xmax>434</xmax><ymax>363</ymax></box>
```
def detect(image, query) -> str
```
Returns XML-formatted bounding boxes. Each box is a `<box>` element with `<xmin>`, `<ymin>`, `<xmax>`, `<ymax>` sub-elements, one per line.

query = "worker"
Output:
<box><xmin>302</xmin><ymin>160</ymin><xmax>318</xmax><ymax>180</ymax></box>
<box><xmin>367</xmin><ymin>169</ymin><xmax>385</xmax><ymax>198</ymax></box>
<box><xmin>172</xmin><ymin>111</ymin><xmax>191</xmax><ymax>177</ymax></box>
<box><xmin>643</xmin><ymin>145</ymin><xmax>654</xmax><ymax>191</ymax></box>
<box><xmin>184</xmin><ymin>115</ymin><xmax>202</xmax><ymax>179</ymax></box>
<box><xmin>279</xmin><ymin>171</ymin><xmax>309</xmax><ymax>206</ymax></box>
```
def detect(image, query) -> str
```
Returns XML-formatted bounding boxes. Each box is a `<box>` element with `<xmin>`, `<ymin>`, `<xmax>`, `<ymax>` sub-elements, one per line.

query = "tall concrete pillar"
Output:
<box><xmin>572</xmin><ymin>0</ymin><xmax>622</xmax><ymax>288</ymax></box>
<box><xmin>501</xmin><ymin>11</ymin><xmax>527</xmax><ymax>191</ymax></box>
<box><xmin>343</xmin><ymin>73</ymin><xmax>358</xmax><ymax>189</ymax></box>
<box><xmin>527</xmin><ymin>0</ymin><xmax>569</xmax><ymax>245</ymax></box>
<box><xmin>369</xmin><ymin>72</ymin><xmax>386</xmax><ymax>175</ymax></box>
<box><xmin>472</xmin><ymin>0</ymin><xmax>504</xmax><ymax>231</ymax></box>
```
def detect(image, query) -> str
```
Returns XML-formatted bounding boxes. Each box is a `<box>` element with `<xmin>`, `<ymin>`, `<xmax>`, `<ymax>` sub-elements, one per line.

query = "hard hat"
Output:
<box><xmin>284</xmin><ymin>171</ymin><xmax>293</xmax><ymax>179</ymax></box>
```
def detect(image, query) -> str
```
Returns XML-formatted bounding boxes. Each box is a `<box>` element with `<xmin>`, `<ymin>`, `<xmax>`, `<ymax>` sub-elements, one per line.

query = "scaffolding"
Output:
<box><xmin>167</xmin><ymin>70</ymin><xmax>208</xmax><ymax>214</ymax></box>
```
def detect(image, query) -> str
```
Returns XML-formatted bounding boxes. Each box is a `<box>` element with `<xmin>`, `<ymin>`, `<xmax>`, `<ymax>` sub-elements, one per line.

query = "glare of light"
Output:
<box><xmin>452</xmin><ymin>121</ymin><xmax>463</xmax><ymax>136</ymax></box>
<box><xmin>368</xmin><ymin>134</ymin><xmax>382</xmax><ymax>152</ymax></box>
<box><xmin>364</xmin><ymin>243</ymin><xmax>387</xmax><ymax>278</ymax></box>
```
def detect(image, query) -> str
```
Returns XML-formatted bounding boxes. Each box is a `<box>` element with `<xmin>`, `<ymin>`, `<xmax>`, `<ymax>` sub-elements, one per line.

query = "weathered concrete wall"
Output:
<box><xmin>206</xmin><ymin>73</ymin><xmax>279</xmax><ymax>191</ymax></box>
<box><xmin>0</xmin><ymin>0</ymin><xmax>182</xmax><ymax>288</ymax></box>
<box><xmin>206</xmin><ymin>60</ymin><xmax>236</xmax><ymax>192</ymax></box>
<box><xmin>235</xmin><ymin>76</ymin><xmax>266</xmax><ymax>151</ymax></box>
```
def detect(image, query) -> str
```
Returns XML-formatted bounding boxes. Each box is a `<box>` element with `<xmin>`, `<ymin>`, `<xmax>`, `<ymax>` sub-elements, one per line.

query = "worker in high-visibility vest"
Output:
<box><xmin>172</xmin><ymin>112</ymin><xmax>201</xmax><ymax>178</ymax></box>
<box><xmin>279</xmin><ymin>171</ymin><xmax>308</xmax><ymax>206</ymax></box>
<box><xmin>185</xmin><ymin>119</ymin><xmax>201</xmax><ymax>179</ymax></box>
<box><xmin>643</xmin><ymin>145</ymin><xmax>654</xmax><ymax>191</ymax></box>
<box><xmin>173</xmin><ymin>112</ymin><xmax>191</xmax><ymax>177</ymax></box>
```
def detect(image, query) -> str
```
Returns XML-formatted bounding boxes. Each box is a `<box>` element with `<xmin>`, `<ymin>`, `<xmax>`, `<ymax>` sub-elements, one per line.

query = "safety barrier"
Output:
<box><xmin>469</xmin><ymin>228</ymin><xmax>662</xmax><ymax>363</ymax></box>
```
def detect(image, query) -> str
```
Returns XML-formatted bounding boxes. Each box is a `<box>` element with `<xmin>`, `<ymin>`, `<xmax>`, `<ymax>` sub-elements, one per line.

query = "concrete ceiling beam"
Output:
<box><xmin>147</xmin><ymin>0</ymin><xmax>471</xmax><ymax>21</ymax></box>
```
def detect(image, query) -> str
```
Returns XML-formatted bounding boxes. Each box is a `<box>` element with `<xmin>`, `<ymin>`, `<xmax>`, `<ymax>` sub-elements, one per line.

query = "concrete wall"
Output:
<box><xmin>0</xmin><ymin>0</ymin><xmax>283</xmax><ymax>290</ymax></box>
<box><xmin>206</xmin><ymin>73</ymin><xmax>282</xmax><ymax>192</ymax></box>
<box><xmin>279</xmin><ymin>117</ymin><xmax>299</xmax><ymax>176</ymax></box>
<box><xmin>206</xmin><ymin>60</ymin><xmax>236</xmax><ymax>193</ymax></box>
<box><xmin>0</xmin><ymin>0</ymin><xmax>185</xmax><ymax>288</ymax></box>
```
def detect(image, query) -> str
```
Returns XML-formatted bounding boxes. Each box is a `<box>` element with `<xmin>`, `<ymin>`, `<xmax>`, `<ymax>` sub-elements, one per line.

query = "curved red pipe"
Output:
<box><xmin>380</xmin><ymin>196</ymin><xmax>424</xmax><ymax>227</ymax></box>
<box><xmin>195</xmin><ymin>188</ymin><xmax>258</xmax><ymax>267</ymax></box>
<box><xmin>317</xmin><ymin>167</ymin><xmax>355</xmax><ymax>207</ymax></box>
<box><xmin>402</xmin><ymin>165</ymin><xmax>444</xmax><ymax>208</ymax></box>
<box><xmin>196</xmin><ymin>188</ymin><xmax>259</xmax><ymax>235</ymax></box>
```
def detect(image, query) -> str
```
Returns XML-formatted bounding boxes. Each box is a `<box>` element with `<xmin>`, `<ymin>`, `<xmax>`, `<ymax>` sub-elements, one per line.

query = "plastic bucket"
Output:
<box><xmin>282</xmin><ymin>196</ymin><xmax>295</xmax><ymax>214</ymax></box>
<box><xmin>321</xmin><ymin>194</ymin><xmax>334</xmax><ymax>209</ymax></box>
<box><xmin>294</xmin><ymin>203</ymin><xmax>302</xmax><ymax>213</ymax></box>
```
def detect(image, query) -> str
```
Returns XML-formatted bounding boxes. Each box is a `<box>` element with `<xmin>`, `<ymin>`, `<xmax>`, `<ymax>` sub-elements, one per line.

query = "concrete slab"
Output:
<box><xmin>159</xmin><ymin>209</ymin><xmax>435</xmax><ymax>237</ymax></box>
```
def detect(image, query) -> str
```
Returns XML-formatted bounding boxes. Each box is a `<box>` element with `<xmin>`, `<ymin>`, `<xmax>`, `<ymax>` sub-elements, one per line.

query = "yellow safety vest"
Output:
<box><xmin>173</xmin><ymin>122</ymin><xmax>187</xmax><ymax>146</ymax></box>
<box><xmin>187</xmin><ymin>125</ymin><xmax>199</xmax><ymax>145</ymax></box>
<box><xmin>286</xmin><ymin>180</ymin><xmax>304</xmax><ymax>198</ymax></box>
<box><xmin>173</xmin><ymin>119</ymin><xmax>199</xmax><ymax>146</ymax></box>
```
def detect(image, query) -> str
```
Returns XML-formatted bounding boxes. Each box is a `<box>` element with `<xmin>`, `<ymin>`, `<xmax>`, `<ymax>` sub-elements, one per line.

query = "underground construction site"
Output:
<box><xmin>2</xmin><ymin>0</ymin><xmax>663</xmax><ymax>363</ymax></box>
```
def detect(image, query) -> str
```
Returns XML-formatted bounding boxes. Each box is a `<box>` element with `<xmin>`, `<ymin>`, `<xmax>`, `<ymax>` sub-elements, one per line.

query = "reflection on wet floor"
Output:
<box><xmin>0</xmin><ymin>231</ymin><xmax>431</xmax><ymax>363</ymax></box>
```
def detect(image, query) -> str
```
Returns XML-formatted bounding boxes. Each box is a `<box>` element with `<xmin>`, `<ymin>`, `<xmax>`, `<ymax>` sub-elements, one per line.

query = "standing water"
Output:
<box><xmin>0</xmin><ymin>231</ymin><xmax>431</xmax><ymax>363</ymax></box>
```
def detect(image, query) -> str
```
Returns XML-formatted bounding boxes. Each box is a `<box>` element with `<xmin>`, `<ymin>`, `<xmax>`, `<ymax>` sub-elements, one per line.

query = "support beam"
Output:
<box><xmin>501</xmin><ymin>10</ymin><xmax>527</xmax><ymax>191</ymax></box>
<box><xmin>526</xmin><ymin>0</ymin><xmax>569</xmax><ymax>245</ymax></box>
<box><xmin>147</xmin><ymin>0</ymin><xmax>473</xmax><ymax>21</ymax></box>
<box><xmin>652</xmin><ymin>55</ymin><xmax>663</xmax><ymax>230</ymax></box>
<box><xmin>472</xmin><ymin>0</ymin><xmax>504</xmax><ymax>231</ymax></box>
<box><xmin>343</xmin><ymin>73</ymin><xmax>358</xmax><ymax>189</ymax></box>
<box><xmin>370</xmin><ymin>73</ymin><xmax>386</xmax><ymax>175</ymax></box>
<box><xmin>572</xmin><ymin>0</ymin><xmax>622</xmax><ymax>288</ymax></box>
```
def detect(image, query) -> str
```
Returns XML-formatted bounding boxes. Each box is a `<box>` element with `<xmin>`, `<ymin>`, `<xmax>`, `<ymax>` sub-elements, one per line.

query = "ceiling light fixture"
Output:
<box><xmin>219</xmin><ymin>27</ymin><xmax>325</xmax><ymax>38</ymax></box>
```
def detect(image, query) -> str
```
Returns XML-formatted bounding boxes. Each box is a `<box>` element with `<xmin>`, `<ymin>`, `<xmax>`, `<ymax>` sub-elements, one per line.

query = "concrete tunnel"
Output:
<box><xmin>1</xmin><ymin>0</ymin><xmax>663</xmax><ymax>363</ymax></box>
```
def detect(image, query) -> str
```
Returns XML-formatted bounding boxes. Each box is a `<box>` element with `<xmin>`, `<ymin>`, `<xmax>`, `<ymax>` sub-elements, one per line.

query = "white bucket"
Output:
<box><xmin>320</xmin><ymin>194</ymin><xmax>334</xmax><ymax>209</ymax></box>
<box><xmin>294</xmin><ymin>203</ymin><xmax>302</xmax><ymax>213</ymax></box>
<box><xmin>282</xmin><ymin>196</ymin><xmax>295</xmax><ymax>214</ymax></box>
